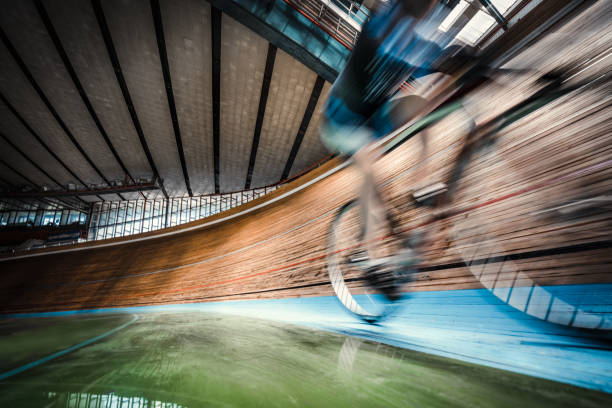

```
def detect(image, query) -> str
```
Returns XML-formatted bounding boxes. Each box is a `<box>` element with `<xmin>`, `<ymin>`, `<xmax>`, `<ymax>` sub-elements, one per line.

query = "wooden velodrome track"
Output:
<box><xmin>0</xmin><ymin>1</ymin><xmax>610</xmax><ymax>322</ymax></box>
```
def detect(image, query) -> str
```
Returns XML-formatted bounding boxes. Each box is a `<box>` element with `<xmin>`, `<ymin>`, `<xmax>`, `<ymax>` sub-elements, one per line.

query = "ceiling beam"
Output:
<box><xmin>0</xmin><ymin>25</ymin><xmax>123</xmax><ymax>200</ymax></box>
<box><xmin>0</xmin><ymin>199</ymin><xmax>35</xmax><ymax>211</ymax></box>
<box><xmin>0</xmin><ymin>179</ymin><xmax>41</xmax><ymax>211</ymax></box>
<box><xmin>0</xmin><ymin>159</ymin><xmax>38</xmax><ymax>191</ymax></box>
<box><xmin>280</xmin><ymin>75</ymin><xmax>325</xmax><ymax>181</ymax></box>
<box><xmin>207</xmin><ymin>0</ymin><xmax>347</xmax><ymax>83</ymax></box>
<box><xmin>0</xmin><ymin>93</ymin><xmax>98</xmax><ymax>204</ymax></box>
<box><xmin>42</xmin><ymin>197</ymin><xmax>80</xmax><ymax>210</ymax></box>
<box><xmin>0</xmin><ymin>183</ymin><xmax>159</xmax><ymax>198</ymax></box>
<box><xmin>0</xmin><ymin>198</ymin><xmax>85</xmax><ymax>212</ymax></box>
<box><xmin>211</xmin><ymin>6</ymin><xmax>222</xmax><ymax>194</ymax></box>
<box><xmin>245</xmin><ymin>43</ymin><xmax>277</xmax><ymax>190</ymax></box>
<box><xmin>34</xmin><ymin>0</ymin><xmax>136</xmax><ymax>191</ymax></box>
<box><xmin>477</xmin><ymin>0</ymin><xmax>532</xmax><ymax>47</ymax></box>
<box><xmin>443</xmin><ymin>1</ymin><xmax>480</xmax><ymax>42</ymax></box>
<box><xmin>0</xmin><ymin>159</ymin><xmax>89</xmax><ymax>208</ymax></box>
<box><xmin>477</xmin><ymin>0</ymin><xmax>509</xmax><ymax>31</ymax></box>
<box><xmin>0</xmin><ymin>159</ymin><xmax>73</xmax><ymax>210</ymax></box>
<box><xmin>0</xmin><ymin>131</ymin><xmax>62</xmax><ymax>188</ymax></box>
<box><xmin>150</xmin><ymin>0</ymin><xmax>192</xmax><ymax>197</ymax></box>
<box><xmin>0</xmin><ymin>131</ymin><xmax>89</xmax><ymax>207</ymax></box>
<box><xmin>91</xmin><ymin>0</ymin><xmax>169</xmax><ymax>199</ymax></box>
<box><xmin>0</xmin><ymin>177</ymin><xmax>14</xmax><ymax>188</ymax></box>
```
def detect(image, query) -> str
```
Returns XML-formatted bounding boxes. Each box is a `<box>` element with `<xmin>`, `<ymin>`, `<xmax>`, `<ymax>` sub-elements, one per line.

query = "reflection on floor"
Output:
<box><xmin>9</xmin><ymin>285</ymin><xmax>608</xmax><ymax>392</ymax></box>
<box><xmin>0</xmin><ymin>312</ymin><xmax>610</xmax><ymax>407</ymax></box>
<box><xmin>45</xmin><ymin>392</ymin><xmax>185</xmax><ymax>408</ymax></box>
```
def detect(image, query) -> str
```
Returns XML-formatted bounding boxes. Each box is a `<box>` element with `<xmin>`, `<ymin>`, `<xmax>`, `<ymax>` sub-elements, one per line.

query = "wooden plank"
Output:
<box><xmin>0</xmin><ymin>1</ymin><xmax>610</xmax><ymax>316</ymax></box>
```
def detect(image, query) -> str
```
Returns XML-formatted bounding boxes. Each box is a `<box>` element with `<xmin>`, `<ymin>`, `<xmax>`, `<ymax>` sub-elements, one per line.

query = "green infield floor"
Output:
<box><xmin>0</xmin><ymin>312</ymin><xmax>610</xmax><ymax>407</ymax></box>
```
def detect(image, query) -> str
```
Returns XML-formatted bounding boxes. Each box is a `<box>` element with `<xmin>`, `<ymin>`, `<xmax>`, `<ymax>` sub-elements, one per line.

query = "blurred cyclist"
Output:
<box><xmin>320</xmin><ymin>0</ymin><xmax>474</xmax><ymax>298</ymax></box>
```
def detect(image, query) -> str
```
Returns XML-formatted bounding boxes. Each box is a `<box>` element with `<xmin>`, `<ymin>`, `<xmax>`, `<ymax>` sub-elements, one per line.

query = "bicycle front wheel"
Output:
<box><xmin>327</xmin><ymin>199</ymin><xmax>405</xmax><ymax>323</ymax></box>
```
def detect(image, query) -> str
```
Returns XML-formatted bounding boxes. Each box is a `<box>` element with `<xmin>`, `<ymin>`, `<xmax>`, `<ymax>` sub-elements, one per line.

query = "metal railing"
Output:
<box><xmin>42</xmin><ymin>392</ymin><xmax>186</xmax><ymax>408</ymax></box>
<box><xmin>87</xmin><ymin>153</ymin><xmax>335</xmax><ymax>242</ymax></box>
<box><xmin>283</xmin><ymin>0</ymin><xmax>371</xmax><ymax>48</ymax></box>
<box><xmin>87</xmin><ymin>185</ymin><xmax>281</xmax><ymax>241</ymax></box>
<box><xmin>0</xmin><ymin>152</ymin><xmax>335</xmax><ymax>253</ymax></box>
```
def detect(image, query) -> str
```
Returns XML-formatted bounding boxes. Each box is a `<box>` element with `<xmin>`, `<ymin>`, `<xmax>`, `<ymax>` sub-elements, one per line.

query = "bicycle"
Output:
<box><xmin>326</xmin><ymin>61</ymin><xmax>611</xmax><ymax>326</ymax></box>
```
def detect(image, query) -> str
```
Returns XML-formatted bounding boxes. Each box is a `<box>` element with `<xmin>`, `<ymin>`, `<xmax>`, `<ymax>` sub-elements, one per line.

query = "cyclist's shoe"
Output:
<box><xmin>346</xmin><ymin>249</ymin><xmax>369</xmax><ymax>267</ymax></box>
<box><xmin>364</xmin><ymin>263</ymin><xmax>402</xmax><ymax>301</ymax></box>
<box><xmin>395</xmin><ymin>246</ymin><xmax>419</xmax><ymax>284</ymax></box>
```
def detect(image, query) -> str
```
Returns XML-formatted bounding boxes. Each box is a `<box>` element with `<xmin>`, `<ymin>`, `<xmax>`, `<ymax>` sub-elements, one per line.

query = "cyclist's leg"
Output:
<box><xmin>321</xmin><ymin>94</ymin><xmax>424</xmax><ymax>271</ymax></box>
<box><xmin>346</xmin><ymin>95</ymin><xmax>431</xmax><ymax>266</ymax></box>
<box><xmin>384</xmin><ymin>94</ymin><xmax>450</xmax><ymax>204</ymax></box>
<box><xmin>320</xmin><ymin>95</ymin><xmax>385</xmax><ymax>264</ymax></box>
<box><xmin>353</xmin><ymin>145</ymin><xmax>387</xmax><ymax>263</ymax></box>
<box><xmin>368</xmin><ymin>96</ymin><xmax>430</xmax><ymax>267</ymax></box>
<box><xmin>320</xmin><ymin>118</ymin><xmax>383</xmax><ymax>263</ymax></box>
<box><xmin>384</xmin><ymin>94</ymin><xmax>431</xmax><ymax>184</ymax></box>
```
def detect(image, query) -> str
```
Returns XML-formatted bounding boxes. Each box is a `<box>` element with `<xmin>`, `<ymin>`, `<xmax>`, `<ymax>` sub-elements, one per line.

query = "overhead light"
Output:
<box><xmin>488</xmin><ymin>0</ymin><xmax>517</xmax><ymax>15</ymax></box>
<box><xmin>439</xmin><ymin>0</ymin><xmax>469</xmax><ymax>32</ymax></box>
<box><xmin>455</xmin><ymin>10</ymin><xmax>496</xmax><ymax>44</ymax></box>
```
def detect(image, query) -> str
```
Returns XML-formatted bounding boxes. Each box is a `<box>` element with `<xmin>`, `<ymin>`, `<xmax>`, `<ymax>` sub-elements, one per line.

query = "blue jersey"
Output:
<box><xmin>324</xmin><ymin>1</ymin><xmax>448</xmax><ymax>133</ymax></box>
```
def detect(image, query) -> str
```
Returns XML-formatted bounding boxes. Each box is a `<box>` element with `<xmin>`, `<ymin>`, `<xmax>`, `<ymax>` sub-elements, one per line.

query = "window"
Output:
<box><xmin>439</xmin><ymin>0</ymin><xmax>469</xmax><ymax>32</ymax></box>
<box><xmin>68</xmin><ymin>211</ymin><xmax>80</xmax><ymax>225</ymax></box>
<box><xmin>490</xmin><ymin>0</ymin><xmax>517</xmax><ymax>14</ymax></box>
<box><xmin>455</xmin><ymin>10</ymin><xmax>496</xmax><ymax>45</ymax></box>
<box><xmin>42</xmin><ymin>211</ymin><xmax>56</xmax><ymax>226</ymax></box>
<box><xmin>15</xmin><ymin>211</ymin><xmax>28</xmax><ymax>225</ymax></box>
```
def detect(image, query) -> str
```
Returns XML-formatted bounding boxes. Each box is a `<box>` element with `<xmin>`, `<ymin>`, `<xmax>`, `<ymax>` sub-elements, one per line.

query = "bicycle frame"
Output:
<box><xmin>386</xmin><ymin>71</ymin><xmax>610</xmax><ymax>327</ymax></box>
<box><xmin>382</xmin><ymin>71</ymin><xmax>609</xmax><ymax>209</ymax></box>
<box><xmin>327</xmin><ymin>61</ymin><xmax>610</xmax><ymax>324</ymax></box>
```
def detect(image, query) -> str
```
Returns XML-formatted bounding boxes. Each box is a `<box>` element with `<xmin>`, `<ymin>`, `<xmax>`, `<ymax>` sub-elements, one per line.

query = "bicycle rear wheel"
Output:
<box><xmin>448</xmin><ymin>115</ymin><xmax>612</xmax><ymax>330</ymax></box>
<box><xmin>327</xmin><ymin>199</ymin><xmax>408</xmax><ymax>323</ymax></box>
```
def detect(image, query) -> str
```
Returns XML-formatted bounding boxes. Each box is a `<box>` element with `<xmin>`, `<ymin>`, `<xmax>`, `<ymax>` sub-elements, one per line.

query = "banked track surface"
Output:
<box><xmin>1</xmin><ymin>1</ymin><xmax>611</xmax><ymax>328</ymax></box>
<box><xmin>0</xmin><ymin>83</ymin><xmax>610</xmax><ymax>317</ymax></box>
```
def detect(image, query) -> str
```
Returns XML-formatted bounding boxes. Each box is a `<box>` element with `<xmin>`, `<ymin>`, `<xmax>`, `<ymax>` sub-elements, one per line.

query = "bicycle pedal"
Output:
<box><xmin>412</xmin><ymin>182</ymin><xmax>448</xmax><ymax>205</ymax></box>
<box><xmin>347</xmin><ymin>253</ymin><xmax>369</xmax><ymax>265</ymax></box>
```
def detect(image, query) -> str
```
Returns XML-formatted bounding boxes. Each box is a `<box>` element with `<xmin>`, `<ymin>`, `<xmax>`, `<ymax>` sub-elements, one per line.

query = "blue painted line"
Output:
<box><xmin>0</xmin><ymin>314</ymin><xmax>138</xmax><ymax>381</ymax></box>
<box><xmin>3</xmin><ymin>283</ymin><xmax>611</xmax><ymax>321</ymax></box>
<box><xmin>1</xmin><ymin>285</ymin><xmax>611</xmax><ymax>392</ymax></box>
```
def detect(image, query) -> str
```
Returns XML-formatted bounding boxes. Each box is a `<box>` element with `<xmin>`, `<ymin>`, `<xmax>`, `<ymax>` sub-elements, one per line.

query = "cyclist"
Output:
<box><xmin>320</xmin><ymin>0</ymin><xmax>475</xmax><ymax>299</ymax></box>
